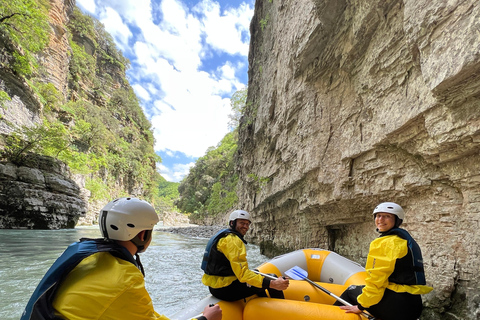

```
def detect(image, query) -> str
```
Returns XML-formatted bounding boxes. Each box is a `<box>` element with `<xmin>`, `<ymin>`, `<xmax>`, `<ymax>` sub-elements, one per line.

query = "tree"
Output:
<box><xmin>176</xmin><ymin>131</ymin><xmax>238</xmax><ymax>216</ymax></box>
<box><xmin>0</xmin><ymin>0</ymin><xmax>50</xmax><ymax>76</ymax></box>
<box><xmin>228</xmin><ymin>87</ymin><xmax>248</xmax><ymax>130</ymax></box>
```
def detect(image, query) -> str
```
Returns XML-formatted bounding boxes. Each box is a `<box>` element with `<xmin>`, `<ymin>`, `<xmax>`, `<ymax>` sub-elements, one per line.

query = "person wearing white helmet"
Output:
<box><xmin>336</xmin><ymin>202</ymin><xmax>433</xmax><ymax>320</ymax></box>
<box><xmin>22</xmin><ymin>197</ymin><xmax>221</xmax><ymax>320</ymax></box>
<box><xmin>201</xmin><ymin>209</ymin><xmax>289</xmax><ymax>301</ymax></box>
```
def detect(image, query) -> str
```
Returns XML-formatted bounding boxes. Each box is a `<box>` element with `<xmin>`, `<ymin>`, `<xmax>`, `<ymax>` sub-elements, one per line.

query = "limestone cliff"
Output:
<box><xmin>238</xmin><ymin>0</ymin><xmax>480</xmax><ymax>319</ymax></box>
<box><xmin>0</xmin><ymin>0</ymin><xmax>158</xmax><ymax>228</ymax></box>
<box><xmin>0</xmin><ymin>0</ymin><xmax>84</xmax><ymax>228</ymax></box>
<box><xmin>0</xmin><ymin>153</ymin><xmax>86</xmax><ymax>228</ymax></box>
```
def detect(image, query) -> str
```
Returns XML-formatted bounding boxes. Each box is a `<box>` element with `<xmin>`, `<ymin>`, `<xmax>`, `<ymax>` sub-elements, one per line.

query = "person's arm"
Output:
<box><xmin>194</xmin><ymin>304</ymin><xmax>222</xmax><ymax>320</ymax></box>
<box><xmin>268</xmin><ymin>276</ymin><xmax>289</xmax><ymax>290</ymax></box>
<box><xmin>357</xmin><ymin>236</ymin><xmax>408</xmax><ymax>309</ymax></box>
<box><xmin>217</xmin><ymin>235</ymin><xmax>267</xmax><ymax>288</ymax></box>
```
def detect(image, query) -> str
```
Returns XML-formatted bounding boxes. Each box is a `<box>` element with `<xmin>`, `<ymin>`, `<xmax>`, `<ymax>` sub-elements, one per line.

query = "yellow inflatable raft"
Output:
<box><xmin>172</xmin><ymin>248</ymin><xmax>367</xmax><ymax>320</ymax></box>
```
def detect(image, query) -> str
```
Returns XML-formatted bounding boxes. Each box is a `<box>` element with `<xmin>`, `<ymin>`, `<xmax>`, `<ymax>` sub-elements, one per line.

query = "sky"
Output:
<box><xmin>76</xmin><ymin>0</ymin><xmax>254</xmax><ymax>182</ymax></box>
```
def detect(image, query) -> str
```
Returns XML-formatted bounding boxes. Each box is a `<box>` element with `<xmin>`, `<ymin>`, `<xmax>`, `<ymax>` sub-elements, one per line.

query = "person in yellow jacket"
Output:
<box><xmin>201</xmin><ymin>210</ymin><xmax>289</xmax><ymax>301</ymax></box>
<box><xmin>336</xmin><ymin>202</ymin><xmax>433</xmax><ymax>320</ymax></box>
<box><xmin>22</xmin><ymin>197</ymin><xmax>221</xmax><ymax>320</ymax></box>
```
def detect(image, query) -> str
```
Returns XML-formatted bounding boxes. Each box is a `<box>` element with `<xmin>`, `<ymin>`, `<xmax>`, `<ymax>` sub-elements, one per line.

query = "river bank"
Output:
<box><xmin>157</xmin><ymin>224</ymin><xmax>224</xmax><ymax>239</ymax></box>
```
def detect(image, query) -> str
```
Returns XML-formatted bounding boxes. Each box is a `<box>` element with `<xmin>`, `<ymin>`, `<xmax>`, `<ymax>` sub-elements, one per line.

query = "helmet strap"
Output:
<box><xmin>135</xmin><ymin>253</ymin><xmax>145</xmax><ymax>276</ymax></box>
<box><xmin>100</xmin><ymin>210</ymin><xmax>109</xmax><ymax>239</ymax></box>
<box><xmin>395</xmin><ymin>217</ymin><xmax>403</xmax><ymax>228</ymax></box>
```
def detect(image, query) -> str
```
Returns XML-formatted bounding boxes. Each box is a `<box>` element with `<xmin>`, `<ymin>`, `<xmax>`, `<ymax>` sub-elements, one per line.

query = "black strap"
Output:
<box><xmin>135</xmin><ymin>253</ymin><xmax>145</xmax><ymax>276</ymax></box>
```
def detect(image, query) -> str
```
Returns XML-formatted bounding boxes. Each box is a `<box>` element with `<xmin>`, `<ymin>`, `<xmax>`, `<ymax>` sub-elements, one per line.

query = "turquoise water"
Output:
<box><xmin>0</xmin><ymin>227</ymin><xmax>267</xmax><ymax>319</ymax></box>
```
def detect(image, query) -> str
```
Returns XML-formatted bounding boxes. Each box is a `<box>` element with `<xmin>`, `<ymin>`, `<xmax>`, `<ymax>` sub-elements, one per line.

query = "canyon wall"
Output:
<box><xmin>237</xmin><ymin>0</ymin><xmax>480</xmax><ymax>319</ymax></box>
<box><xmin>0</xmin><ymin>0</ymin><xmax>86</xmax><ymax>228</ymax></box>
<box><xmin>0</xmin><ymin>153</ymin><xmax>87</xmax><ymax>228</ymax></box>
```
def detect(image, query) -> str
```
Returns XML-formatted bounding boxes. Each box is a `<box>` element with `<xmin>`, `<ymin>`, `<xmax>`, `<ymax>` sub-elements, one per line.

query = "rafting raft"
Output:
<box><xmin>172</xmin><ymin>248</ymin><xmax>368</xmax><ymax>320</ymax></box>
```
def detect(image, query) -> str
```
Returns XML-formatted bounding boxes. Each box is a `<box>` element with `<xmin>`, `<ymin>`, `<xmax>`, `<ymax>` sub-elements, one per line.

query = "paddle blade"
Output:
<box><xmin>284</xmin><ymin>265</ymin><xmax>308</xmax><ymax>280</ymax></box>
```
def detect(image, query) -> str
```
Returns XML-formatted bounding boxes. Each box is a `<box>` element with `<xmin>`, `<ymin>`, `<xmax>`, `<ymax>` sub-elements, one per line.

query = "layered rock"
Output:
<box><xmin>0</xmin><ymin>154</ymin><xmax>86</xmax><ymax>229</ymax></box>
<box><xmin>0</xmin><ymin>0</ymin><xmax>75</xmax><ymax>133</ymax></box>
<box><xmin>37</xmin><ymin>0</ymin><xmax>75</xmax><ymax>97</ymax></box>
<box><xmin>238</xmin><ymin>0</ymin><xmax>480</xmax><ymax>318</ymax></box>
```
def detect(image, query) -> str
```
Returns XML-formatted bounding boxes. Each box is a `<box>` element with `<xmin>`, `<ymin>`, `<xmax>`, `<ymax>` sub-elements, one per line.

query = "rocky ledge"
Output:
<box><xmin>0</xmin><ymin>154</ymin><xmax>87</xmax><ymax>229</ymax></box>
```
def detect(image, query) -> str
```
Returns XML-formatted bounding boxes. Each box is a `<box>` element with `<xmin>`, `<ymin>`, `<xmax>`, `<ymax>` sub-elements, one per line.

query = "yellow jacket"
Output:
<box><xmin>202</xmin><ymin>234</ymin><xmax>264</xmax><ymax>289</ymax></box>
<box><xmin>357</xmin><ymin>235</ymin><xmax>433</xmax><ymax>308</ymax></box>
<box><xmin>52</xmin><ymin>251</ymin><xmax>169</xmax><ymax>320</ymax></box>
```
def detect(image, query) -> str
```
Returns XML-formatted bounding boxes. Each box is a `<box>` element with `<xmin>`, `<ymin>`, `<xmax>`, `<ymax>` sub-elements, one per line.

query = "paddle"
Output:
<box><xmin>252</xmin><ymin>269</ymin><xmax>282</xmax><ymax>280</ymax></box>
<box><xmin>284</xmin><ymin>266</ymin><xmax>376</xmax><ymax>320</ymax></box>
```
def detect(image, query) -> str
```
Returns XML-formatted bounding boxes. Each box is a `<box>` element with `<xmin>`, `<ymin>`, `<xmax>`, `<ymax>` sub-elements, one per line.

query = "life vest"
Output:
<box><xmin>381</xmin><ymin>228</ymin><xmax>426</xmax><ymax>285</ymax></box>
<box><xmin>201</xmin><ymin>228</ymin><xmax>246</xmax><ymax>276</ymax></box>
<box><xmin>21</xmin><ymin>238</ymin><xmax>138</xmax><ymax>320</ymax></box>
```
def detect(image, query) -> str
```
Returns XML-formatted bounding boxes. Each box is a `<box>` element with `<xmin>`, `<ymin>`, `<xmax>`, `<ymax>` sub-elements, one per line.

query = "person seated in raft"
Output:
<box><xmin>21</xmin><ymin>197</ymin><xmax>222</xmax><ymax>320</ymax></box>
<box><xmin>335</xmin><ymin>202</ymin><xmax>433</xmax><ymax>320</ymax></box>
<box><xmin>201</xmin><ymin>209</ymin><xmax>289</xmax><ymax>301</ymax></box>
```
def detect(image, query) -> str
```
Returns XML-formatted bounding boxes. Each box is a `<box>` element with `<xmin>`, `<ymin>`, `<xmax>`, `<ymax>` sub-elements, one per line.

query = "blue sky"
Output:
<box><xmin>76</xmin><ymin>0</ymin><xmax>254</xmax><ymax>182</ymax></box>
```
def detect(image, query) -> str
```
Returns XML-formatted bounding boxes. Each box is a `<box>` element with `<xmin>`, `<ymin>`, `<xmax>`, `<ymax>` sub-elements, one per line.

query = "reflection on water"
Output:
<box><xmin>0</xmin><ymin>227</ymin><xmax>268</xmax><ymax>319</ymax></box>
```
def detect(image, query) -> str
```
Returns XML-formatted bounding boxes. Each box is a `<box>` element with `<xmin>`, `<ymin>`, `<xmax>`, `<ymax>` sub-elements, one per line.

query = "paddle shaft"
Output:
<box><xmin>302</xmin><ymin>278</ymin><xmax>375</xmax><ymax>320</ymax></box>
<box><xmin>302</xmin><ymin>277</ymin><xmax>352</xmax><ymax>306</ymax></box>
<box><xmin>252</xmin><ymin>270</ymin><xmax>280</xmax><ymax>280</ymax></box>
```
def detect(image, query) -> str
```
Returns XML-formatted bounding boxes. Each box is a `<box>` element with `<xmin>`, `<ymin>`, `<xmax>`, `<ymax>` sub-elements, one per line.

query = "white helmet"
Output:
<box><xmin>99</xmin><ymin>197</ymin><xmax>159</xmax><ymax>241</ymax></box>
<box><xmin>229</xmin><ymin>210</ymin><xmax>251</xmax><ymax>223</ymax></box>
<box><xmin>373</xmin><ymin>202</ymin><xmax>405</xmax><ymax>220</ymax></box>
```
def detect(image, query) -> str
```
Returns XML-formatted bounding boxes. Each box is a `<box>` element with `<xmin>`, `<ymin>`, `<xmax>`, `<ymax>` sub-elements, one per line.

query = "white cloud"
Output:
<box><xmin>195</xmin><ymin>0</ymin><xmax>252</xmax><ymax>55</ymax></box>
<box><xmin>158</xmin><ymin>162</ymin><xmax>195</xmax><ymax>182</ymax></box>
<box><xmin>78</xmin><ymin>0</ymin><xmax>254</xmax><ymax>181</ymax></box>
<box><xmin>132</xmin><ymin>84</ymin><xmax>151</xmax><ymax>102</ymax></box>
<box><xmin>97</xmin><ymin>7</ymin><xmax>133</xmax><ymax>52</ymax></box>
<box><xmin>76</xmin><ymin>0</ymin><xmax>96</xmax><ymax>14</ymax></box>
<box><xmin>173</xmin><ymin>162</ymin><xmax>195</xmax><ymax>182</ymax></box>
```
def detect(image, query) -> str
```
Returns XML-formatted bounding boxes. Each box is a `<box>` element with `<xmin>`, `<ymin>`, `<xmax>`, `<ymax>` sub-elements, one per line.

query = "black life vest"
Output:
<box><xmin>380</xmin><ymin>228</ymin><xmax>426</xmax><ymax>285</ymax></box>
<box><xmin>21</xmin><ymin>238</ymin><xmax>137</xmax><ymax>320</ymax></box>
<box><xmin>201</xmin><ymin>228</ymin><xmax>247</xmax><ymax>276</ymax></box>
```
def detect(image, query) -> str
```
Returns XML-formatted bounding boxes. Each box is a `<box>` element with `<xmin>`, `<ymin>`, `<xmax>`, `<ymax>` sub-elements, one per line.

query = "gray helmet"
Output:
<box><xmin>99</xmin><ymin>197</ymin><xmax>159</xmax><ymax>242</ymax></box>
<box><xmin>373</xmin><ymin>202</ymin><xmax>405</xmax><ymax>220</ymax></box>
<box><xmin>229</xmin><ymin>209</ymin><xmax>251</xmax><ymax>223</ymax></box>
<box><xmin>228</xmin><ymin>209</ymin><xmax>251</xmax><ymax>229</ymax></box>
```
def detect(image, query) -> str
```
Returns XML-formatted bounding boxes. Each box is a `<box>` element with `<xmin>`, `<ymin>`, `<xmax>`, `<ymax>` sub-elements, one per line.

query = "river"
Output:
<box><xmin>0</xmin><ymin>226</ymin><xmax>268</xmax><ymax>320</ymax></box>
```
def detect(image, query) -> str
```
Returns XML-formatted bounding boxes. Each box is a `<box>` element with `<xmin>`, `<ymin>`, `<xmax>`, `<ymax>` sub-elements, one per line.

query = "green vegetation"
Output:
<box><xmin>260</xmin><ymin>14</ymin><xmax>270</xmax><ymax>31</ymax></box>
<box><xmin>175</xmin><ymin>86</ymin><xmax>250</xmax><ymax>220</ymax></box>
<box><xmin>0</xmin><ymin>90</ymin><xmax>11</xmax><ymax>108</ymax></box>
<box><xmin>247</xmin><ymin>173</ymin><xmax>271</xmax><ymax>192</ymax></box>
<box><xmin>0</xmin><ymin>3</ymin><xmax>160</xmax><ymax>203</ymax></box>
<box><xmin>176</xmin><ymin>131</ymin><xmax>239</xmax><ymax>220</ymax></box>
<box><xmin>228</xmin><ymin>87</ymin><xmax>247</xmax><ymax>129</ymax></box>
<box><xmin>154</xmin><ymin>176</ymin><xmax>180</xmax><ymax>210</ymax></box>
<box><xmin>0</xmin><ymin>0</ymin><xmax>50</xmax><ymax>76</ymax></box>
<box><xmin>0</xmin><ymin>2</ymin><xmax>251</xmax><ymax>220</ymax></box>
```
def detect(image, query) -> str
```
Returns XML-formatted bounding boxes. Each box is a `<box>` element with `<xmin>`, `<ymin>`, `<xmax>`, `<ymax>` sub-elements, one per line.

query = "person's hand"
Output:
<box><xmin>269</xmin><ymin>277</ymin><xmax>289</xmax><ymax>290</ymax></box>
<box><xmin>339</xmin><ymin>305</ymin><xmax>362</xmax><ymax>314</ymax></box>
<box><xmin>202</xmin><ymin>304</ymin><xmax>222</xmax><ymax>320</ymax></box>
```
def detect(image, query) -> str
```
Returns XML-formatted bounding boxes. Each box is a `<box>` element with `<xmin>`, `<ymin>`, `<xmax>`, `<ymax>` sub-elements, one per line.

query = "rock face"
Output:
<box><xmin>0</xmin><ymin>0</ymin><xmax>74</xmax><ymax>133</ymax></box>
<box><xmin>238</xmin><ymin>0</ymin><xmax>480</xmax><ymax>319</ymax></box>
<box><xmin>0</xmin><ymin>154</ymin><xmax>86</xmax><ymax>229</ymax></box>
<box><xmin>0</xmin><ymin>0</ymin><xmax>85</xmax><ymax>229</ymax></box>
<box><xmin>39</xmin><ymin>0</ymin><xmax>75</xmax><ymax>97</ymax></box>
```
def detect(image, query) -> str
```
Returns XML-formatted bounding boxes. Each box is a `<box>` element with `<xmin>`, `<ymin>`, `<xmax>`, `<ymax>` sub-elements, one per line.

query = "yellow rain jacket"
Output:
<box><xmin>52</xmin><ymin>251</ymin><xmax>169</xmax><ymax>320</ymax></box>
<box><xmin>357</xmin><ymin>235</ymin><xmax>433</xmax><ymax>309</ymax></box>
<box><xmin>202</xmin><ymin>234</ymin><xmax>264</xmax><ymax>289</ymax></box>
